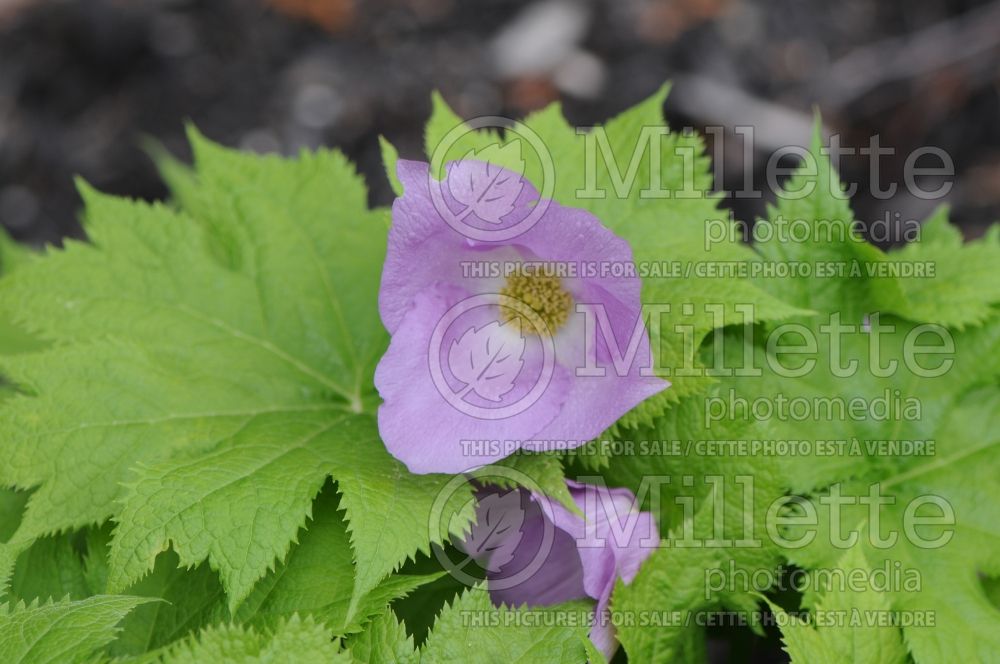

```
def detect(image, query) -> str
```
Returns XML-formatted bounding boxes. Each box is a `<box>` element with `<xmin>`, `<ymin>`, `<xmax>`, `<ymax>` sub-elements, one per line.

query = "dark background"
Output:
<box><xmin>1</xmin><ymin>0</ymin><xmax>999</xmax><ymax>249</ymax></box>
<box><xmin>1</xmin><ymin>0</ymin><xmax>996</xmax><ymax>661</ymax></box>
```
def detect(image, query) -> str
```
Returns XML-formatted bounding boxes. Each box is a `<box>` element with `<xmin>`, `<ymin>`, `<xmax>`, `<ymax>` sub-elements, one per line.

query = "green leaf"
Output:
<box><xmin>0</xmin><ymin>228</ymin><xmax>45</xmax><ymax>358</ymax></box>
<box><xmin>754</xmin><ymin>119</ymin><xmax>907</xmax><ymax>322</ymax></box>
<box><xmin>388</xmin><ymin>564</ymin><xmax>468</xmax><ymax>647</ymax></box>
<box><xmin>333</xmin><ymin>431</ymin><xmax>475</xmax><ymax>620</ymax></box>
<box><xmin>8</xmin><ymin>533</ymin><xmax>90</xmax><ymax>603</ymax></box>
<box><xmin>378</xmin><ymin>136</ymin><xmax>404</xmax><ymax>197</ymax></box>
<box><xmin>913</xmin><ymin>205</ymin><xmax>963</xmax><ymax>247</ymax></box>
<box><xmin>103</xmin><ymin>551</ymin><xmax>227</xmax><ymax>657</ymax></box>
<box><xmin>785</xmin><ymin>386</ymin><xmax>1000</xmax><ymax>663</ymax></box>
<box><xmin>613</xmin><ymin>211</ymin><xmax>810</xmax><ymax>429</ymax></box>
<box><xmin>7</xmin><ymin>525</ymin><xmax>229</xmax><ymax>657</ymax></box>
<box><xmin>0</xmin><ymin>226</ymin><xmax>29</xmax><ymax>276</ymax></box>
<box><xmin>179</xmin><ymin>127</ymin><xmax>389</xmax><ymax>405</ymax></box>
<box><xmin>106</xmin><ymin>412</ymin><xmax>368</xmax><ymax>608</ymax></box>
<box><xmin>611</xmin><ymin>395</ymin><xmax>786</xmax><ymax>661</ymax></box>
<box><xmin>424</xmin><ymin>92</ymin><xmax>504</xmax><ymax>181</ymax></box>
<box><xmin>234</xmin><ymin>485</ymin><xmax>441</xmax><ymax>635</ymax></box>
<box><xmin>706</xmin><ymin>134</ymin><xmax>1000</xmax><ymax>662</ymax></box>
<box><xmin>0</xmin><ymin>132</ymin><xmax>468</xmax><ymax>617</ymax></box>
<box><xmin>714</xmin><ymin>312</ymin><xmax>1000</xmax><ymax>493</ymax></box>
<box><xmin>984</xmin><ymin>575</ymin><xmax>1000</xmax><ymax>610</ymax></box>
<box><xmin>479</xmin><ymin>452</ymin><xmax>577</xmax><ymax>513</ymax></box>
<box><xmin>887</xmin><ymin>207</ymin><xmax>1000</xmax><ymax>329</ymax></box>
<box><xmin>579</xmin><ymin>634</ymin><xmax>609</xmax><ymax>664</ymax></box>
<box><xmin>420</xmin><ymin>588</ymin><xmax>591</xmax><ymax>663</ymax></box>
<box><xmin>711</xmin><ymin>130</ymin><xmax>1000</xmax><ymax>492</ymax></box>
<box><xmin>0</xmin><ymin>489</ymin><xmax>27</xmax><ymax>542</ymax></box>
<box><xmin>765</xmin><ymin>547</ymin><xmax>907</xmax><ymax>664</ymax></box>
<box><xmin>346</xmin><ymin>610</ymin><xmax>416</xmax><ymax>664</ymax></box>
<box><xmin>161</xmin><ymin>614</ymin><xmax>348</xmax><ymax>664</ymax></box>
<box><xmin>0</xmin><ymin>595</ymin><xmax>152</xmax><ymax>663</ymax></box>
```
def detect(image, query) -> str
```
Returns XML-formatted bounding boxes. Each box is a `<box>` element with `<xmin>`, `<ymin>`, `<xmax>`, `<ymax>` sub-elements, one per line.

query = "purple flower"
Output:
<box><xmin>374</xmin><ymin>159</ymin><xmax>668</xmax><ymax>474</ymax></box>
<box><xmin>463</xmin><ymin>480</ymin><xmax>659</xmax><ymax>659</ymax></box>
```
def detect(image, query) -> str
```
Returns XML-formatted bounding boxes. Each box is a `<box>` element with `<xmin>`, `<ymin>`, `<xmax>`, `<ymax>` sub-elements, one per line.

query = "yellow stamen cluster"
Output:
<box><xmin>500</xmin><ymin>272</ymin><xmax>572</xmax><ymax>335</ymax></box>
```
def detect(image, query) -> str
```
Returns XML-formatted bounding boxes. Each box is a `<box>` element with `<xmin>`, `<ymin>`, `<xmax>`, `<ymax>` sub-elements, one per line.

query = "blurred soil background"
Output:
<box><xmin>1</xmin><ymin>0</ymin><xmax>997</xmax><ymax>660</ymax></box>
<box><xmin>1</xmin><ymin>0</ymin><xmax>999</xmax><ymax>249</ymax></box>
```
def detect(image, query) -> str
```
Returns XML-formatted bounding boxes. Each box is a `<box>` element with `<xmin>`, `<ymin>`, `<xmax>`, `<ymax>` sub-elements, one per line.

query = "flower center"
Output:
<box><xmin>500</xmin><ymin>272</ymin><xmax>573</xmax><ymax>335</ymax></box>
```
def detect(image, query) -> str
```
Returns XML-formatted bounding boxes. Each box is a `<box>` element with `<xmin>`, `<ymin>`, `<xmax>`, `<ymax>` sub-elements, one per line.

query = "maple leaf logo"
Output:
<box><xmin>447</xmin><ymin>319</ymin><xmax>525</xmax><ymax>402</ymax></box>
<box><xmin>447</xmin><ymin>141</ymin><xmax>526</xmax><ymax>224</ymax></box>
<box><xmin>459</xmin><ymin>490</ymin><xmax>526</xmax><ymax>573</ymax></box>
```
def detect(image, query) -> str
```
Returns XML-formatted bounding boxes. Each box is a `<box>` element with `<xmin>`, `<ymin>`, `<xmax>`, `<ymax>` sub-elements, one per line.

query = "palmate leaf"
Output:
<box><xmin>612</xmin><ymin>210</ymin><xmax>808</xmax><ymax>428</ymax></box>
<box><xmin>233</xmin><ymin>484</ymin><xmax>441</xmax><ymax>635</ymax></box>
<box><xmin>765</xmin><ymin>547</ymin><xmax>908</xmax><ymax>664</ymax></box>
<box><xmin>16</xmin><ymin>485</ymin><xmax>432</xmax><ymax>658</ymax></box>
<box><xmin>716</xmin><ymin>312</ymin><xmax>1000</xmax><ymax>493</ymax></box>
<box><xmin>108</xmin><ymin>554</ymin><xmax>227</xmax><ymax>658</ymax></box>
<box><xmin>716</xmin><ymin>122</ymin><xmax>1000</xmax><ymax>493</ymax></box>
<box><xmin>159</xmin><ymin>614</ymin><xmax>349</xmax><ymax>664</ymax></box>
<box><xmin>477</xmin><ymin>451</ymin><xmax>578</xmax><ymax>513</ymax></box>
<box><xmin>784</xmin><ymin>386</ymin><xmax>1000</xmax><ymax>663</ymax></box>
<box><xmin>729</xmin><ymin>134</ymin><xmax>1000</xmax><ymax>663</ymax></box>
<box><xmin>610</xmin><ymin>106</ymin><xmax>1000</xmax><ymax>663</ymax></box>
<box><xmin>106</xmin><ymin>411</ymin><xmax>377</xmax><ymax>608</ymax></box>
<box><xmin>81</xmin><ymin>527</ymin><xmax>229</xmax><ymax>658</ymax></box>
<box><xmin>610</xmin><ymin>399</ymin><xmax>787</xmax><ymax>662</ymax></box>
<box><xmin>0</xmin><ymin>595</ymin><xmax>152</xmax><ymax>663</ymax></box>
<box><xmin>887</xmin><ymin>207</ymin><xmax>1000</xmax><ymax>329</ymax></box>
<box><xmin>419</xmin><ymin>587</ymin><xmax>593</xmax><ymax>663</ymax></box>
<box><xmin>0</xmin><ymin>133</ymin><xmax>472</xmax><ymax>615</ymax></box>
<box><xmin>1</xmin><ymin>525</ymin><xmax>226</xmax><ymax>657</ymax></box>
<box><xmin>754</xmin><ymin>121</ymin><xmax>908</xmax><ymax>323</ymax></box>
<box><xmin>1</xmin><ymin>85</ymin><xmax>996</xmax><ymax>664</ymax></box>
<box><xmin>346</xmin><ymin>610</ymin><xmax>416</xmax><ymax>664</ymax></box>
<box><xmin>754</xmin><ymin>122</ymin><xmax>1000</xmax><ymax>330</ymax></box>
<box><xmin>8</xmin><ymin>532</ymin><xmax>91</xmax><ymax>604</ymax></box>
